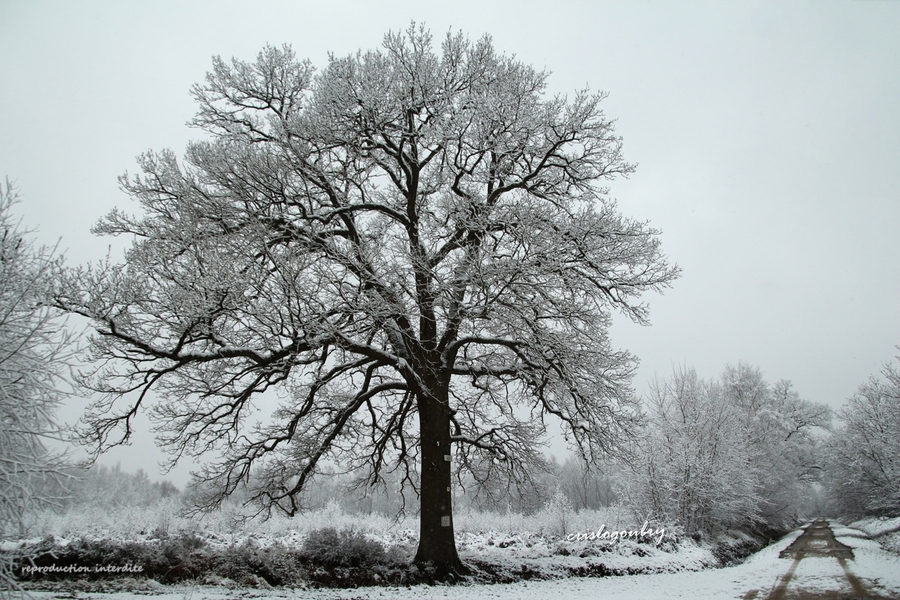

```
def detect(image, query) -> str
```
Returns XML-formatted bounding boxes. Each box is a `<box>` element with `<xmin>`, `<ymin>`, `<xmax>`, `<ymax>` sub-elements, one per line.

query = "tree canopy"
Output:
<box><xmin>826</xmin><ymin>356</ymin><xmax>900</xmax><ymax>518</ymax></box>
<box><xmin>59</xmin><ymin>25</ymin><xmax>678</xmax><ymax>571</ymax></box>
<box><xmin>622</xmin><ymin>363</ymin><xmax>831</xmax><ymax>535</ymax></box>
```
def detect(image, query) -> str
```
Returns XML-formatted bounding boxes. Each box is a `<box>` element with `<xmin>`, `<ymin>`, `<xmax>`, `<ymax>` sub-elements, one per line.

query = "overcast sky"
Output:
<box><xmin>2</xmin><ymin>1</ymin><xmax>898</xmax><ymax>486</ymax></box>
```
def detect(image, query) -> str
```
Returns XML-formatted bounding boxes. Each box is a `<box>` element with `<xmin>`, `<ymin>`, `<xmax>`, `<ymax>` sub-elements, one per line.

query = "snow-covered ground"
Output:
<box><xmin>18</xmin><ymin>521</ymin><xmax>900</xmax><ymax>599</ymax></box>
<box><xmin>848</xmin><ymin>516</ymin><xmax>900</xmax><ymax>555</ymax></box>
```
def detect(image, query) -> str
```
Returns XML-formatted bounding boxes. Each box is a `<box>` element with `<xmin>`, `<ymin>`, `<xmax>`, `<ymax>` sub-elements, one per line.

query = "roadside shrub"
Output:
<box><xmin>301</xmin><ymin>527</ymin><xmax>387</xmax><ymax>568</ymax></box>
<box><xmin>214</xmin><ymin>540</ymin><xmax>300</xmax><ymax>587</ymax></box>
<box><xmin>16</xmin><ymin>533</ymin><xmax>209</xmax><ymax>584</ymax></box>
<box><xmin>535</xmin><ymin>488</ymin><xmax>575</xmax><ymax>538</ymax></box>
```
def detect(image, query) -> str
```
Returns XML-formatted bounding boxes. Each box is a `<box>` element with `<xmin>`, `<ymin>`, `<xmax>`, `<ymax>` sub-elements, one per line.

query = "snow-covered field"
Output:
<box><xmin>15</xmin><ymin>511</ymin><xmax>900</xmax><ymax>599</ymax></box>
<box><xmin>14</xmin><ymin>500</ymin><xmax>717</xmax><ymax>586</ymax></box>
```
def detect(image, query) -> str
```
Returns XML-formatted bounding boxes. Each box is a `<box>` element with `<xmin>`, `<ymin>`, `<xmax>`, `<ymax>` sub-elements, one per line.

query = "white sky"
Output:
<box><xmin>1</xmin><ymin>1</ymin><xmax>898</xmax><ymax>486</ymax></box>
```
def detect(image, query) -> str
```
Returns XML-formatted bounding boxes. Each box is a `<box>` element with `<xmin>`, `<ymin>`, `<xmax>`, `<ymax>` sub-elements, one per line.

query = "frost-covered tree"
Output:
<box><xmin>0</xmin><ymin>182</ymin><xmax>74</xmax><ymax>595</ymax></box>
<box><xmin>723</xmin><ymin>364</ymin><xmax>831</xmax><ymax>528</ymax></box>
<box><xmin>557</xmin><ymin>453</ymin><xmax>617</xmax><ymax>511</ymax></box>
<box><xmin>58</xmin><ymin>26</ymin><xmax>677</xmax><ymax>573</ymax></box>
<box><xmin>624</xmin><ymin>368</ymin><xmax>759</xmax><ymax>533</ymax></box>
<box><xmin>624</xmin><ymin>364</ymin><xmax>829</xmax><ymax>534</ymax></box>
<box><xmin>826</xmin><ymin>356</ymin><xmax>900</xmax><ymax>518</ymax></box>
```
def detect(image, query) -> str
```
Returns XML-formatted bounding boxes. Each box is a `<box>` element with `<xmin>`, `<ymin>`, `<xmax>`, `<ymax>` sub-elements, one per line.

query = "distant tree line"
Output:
<box><xmin>56</xmin><ymin>463</ymin><xmax>180</xmax><ymax>510</ymax></box>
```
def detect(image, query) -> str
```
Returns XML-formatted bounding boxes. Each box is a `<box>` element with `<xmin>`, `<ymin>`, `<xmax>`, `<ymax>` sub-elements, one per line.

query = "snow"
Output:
<box><xmin>18</xmin><ymin>521</ymin><xmax>900</xmax><ymax>599</ymax></box>
<box><xmin>836</xmin><ymin>528</ymin><xmax>900</xmax><ymax>596</ymax></box>
<box><xmin>848</xmin><ymin>516</ymin><xmax>900</xmax><ymax>557</ymax></box>
<box><xmin>451</xmin><ymin>529</ymin><xmax>716</xmax><ymax>580</ymax></box>
<box><xmin>851</xmin><ymin>516</ymin><xmax>900</xmax><ymax>538</ymax></box>
<box><xmin>785</xmin><ymin>557</ymin><xmax>854</xmax><ymax>596</ymax></box>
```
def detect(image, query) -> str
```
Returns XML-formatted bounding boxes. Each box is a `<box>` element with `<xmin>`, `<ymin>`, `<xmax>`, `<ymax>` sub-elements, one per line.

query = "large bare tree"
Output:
<box><xmin>59</xmin><ymin>26</ymin><xmax>678</xmax><ymax>573</ymax></box>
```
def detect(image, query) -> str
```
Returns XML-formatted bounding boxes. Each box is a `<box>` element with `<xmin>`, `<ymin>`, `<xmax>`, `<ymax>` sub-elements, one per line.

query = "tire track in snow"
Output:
<box><xmin>763</xmin><ymin>554</ymin><xmax>800</xmax><ymax>600</ymax></box>
<box><xmin>760</xmin><ymin>518</ymin><xmax>897</xmax><ymax>600</ymax></box>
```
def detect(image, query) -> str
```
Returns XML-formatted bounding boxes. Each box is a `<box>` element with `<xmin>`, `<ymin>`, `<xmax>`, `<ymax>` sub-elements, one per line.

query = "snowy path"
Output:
<box><xmin>754</xmin><ymin>518</ymin><xmax>869</xmax><ymax>599</ymax></box>
<box><xmin>26</xmin><ymin>521</ymin><xmax>900</xmax><ymax>599</ymax></box>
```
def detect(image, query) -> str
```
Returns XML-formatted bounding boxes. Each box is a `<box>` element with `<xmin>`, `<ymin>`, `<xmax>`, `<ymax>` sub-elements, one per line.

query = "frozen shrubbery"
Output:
<box><xmin>211</xmin><ymin>540</ymin><xmax>300</xmax><ymax>587</ymax></box>
<box><xmin>456</xmin><ymin>498</ymin><xmax>633</xmax><ymax>541</ymax></box>
<box><xmin>17</xmin><ymin>492</ymin><xmax>419</xmax><ymax>589</ymax></box>
<box><xmin>14</xmin><ymin>462</ymin><xmax>737</xmax><ymax>591</ymax></box>
<box><xmin>12</xmin><ymin>467</ymin><xmax>731</xmax><ymax>592</ymax></box>
<box><xmin>16</xmin><ymin>528</ymin><xmax>407</xmax><ymax>589</ymax></box>
<box><xmin>32</xmin><ymin>495</ymin><xmax>187</xmax><ymax>541</ymax></box>
<box><xmin>539</xmin><ymin>488</ymin><xmax>575</xmax><ymax>538</ymax></box>
<box><xmin>301</xmin><ymin>527</ymin><xmax>393</xmax><ymax>568</ymax></box>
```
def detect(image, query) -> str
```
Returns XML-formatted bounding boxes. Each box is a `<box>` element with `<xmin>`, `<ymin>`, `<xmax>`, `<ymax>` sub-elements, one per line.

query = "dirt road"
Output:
<box><xmin>742</xmin><ymin>519</ymin><xmax>899</xmax><ymax>600</ymax></box>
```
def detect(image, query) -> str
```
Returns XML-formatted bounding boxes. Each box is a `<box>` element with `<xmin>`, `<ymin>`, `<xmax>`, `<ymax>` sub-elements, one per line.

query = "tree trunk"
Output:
<box><xmin>413</xmin><ymin>386</ymin><xmax>467</xmax><ymax>576</ymax></box>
